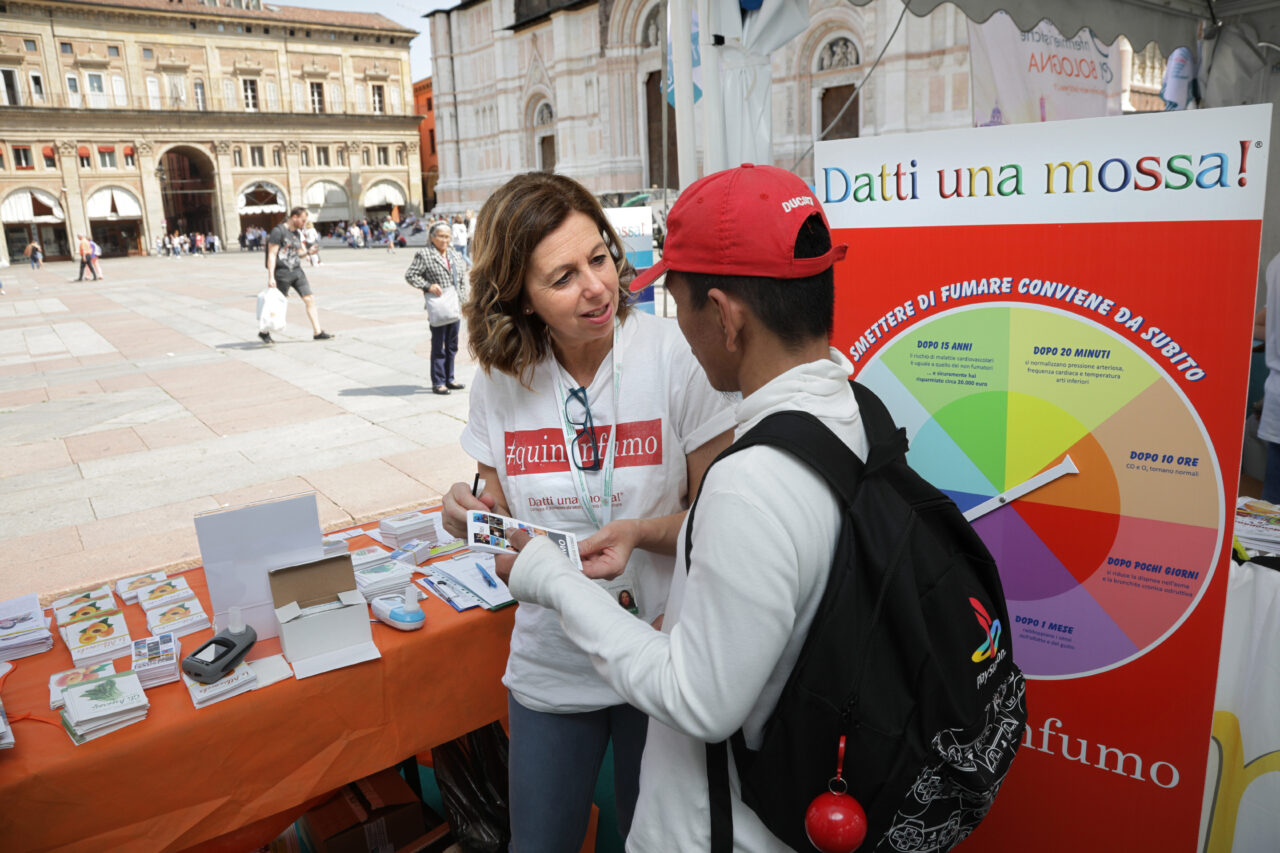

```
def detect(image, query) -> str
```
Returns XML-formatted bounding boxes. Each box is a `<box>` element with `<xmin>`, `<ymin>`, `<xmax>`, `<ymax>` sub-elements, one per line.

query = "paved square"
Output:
<box><xmin>0</xmin><ymin>243</ymin><xmax>479</xmax><ymax>603</ymax></box>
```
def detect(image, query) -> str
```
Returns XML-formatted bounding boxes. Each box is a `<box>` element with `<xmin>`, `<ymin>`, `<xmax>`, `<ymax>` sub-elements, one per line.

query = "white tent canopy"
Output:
<box><xmin>362</xmin><ymin>181</ymin><xmax>406</xmax><ymax>208</ymax></box>
<box><xmin>304</xmin><ymin>180</ymin><xmax>350</xmax><ymax>221</ymax></box>
<box><xmin>852</xmin><ymin>0</ymin><xmax>1206</xmax><ymax>54</ymax></box>
<box><xmin>237</xmin><ymin>182</ymin><xmax>287</xmax><ymax>215</ymax></box>
<box><xmin>85</xmin><ymin>186</ymin><xmax>142</xmax><ymax>220</ymax></box>
<box><xmin>1</xmin><ymin>188</ymin><xmax>65</xmax><ymax>223</ymax></box>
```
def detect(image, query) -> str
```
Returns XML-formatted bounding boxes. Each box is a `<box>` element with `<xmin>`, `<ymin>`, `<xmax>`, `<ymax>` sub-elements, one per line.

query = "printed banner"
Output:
<box><xmin>816</xmin><ymin>105</ymin><xmax>1270</xmax><ymax>851</ymax></box>
<box><xmin>605</xmin><ymin>206</ymin><xmax>656</xmax><ymax>312</ymax></box>
<box><xmin>968</xmin><ymin>11</ymin><xmax>1122</xmax><ymax>127</ymax></box>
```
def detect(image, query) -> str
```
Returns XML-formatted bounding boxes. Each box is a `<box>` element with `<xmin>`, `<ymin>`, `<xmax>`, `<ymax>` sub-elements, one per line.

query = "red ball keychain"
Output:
<box><xmin>804</xmin><ymin>735</ymin><xmax>868</xmax><ymax>853</ymax></box>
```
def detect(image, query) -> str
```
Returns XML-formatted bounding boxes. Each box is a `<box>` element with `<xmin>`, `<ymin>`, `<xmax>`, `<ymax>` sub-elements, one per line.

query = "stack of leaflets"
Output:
<box><xmin>49</xmin><ymin>662</ymin><xmax>116</xmax><ymax>709</ymax></box>
<box><xmin>354</xmin><ymin>559</ymin><xmax>415</xmax><ymax>601</ymax></box>
<box><xmin>146</xmin><ymin>599</ymin><xmax>211</xmax><ymax>639</ymax></box>
<box><xmin>322</xmin><ymin>536</ymin><xmax>349</xmax><ymax>557</ymax></box>
<box><xmin>379</xmin><ymin>510</ymin><xmax>439</xmax><ymax>548</ymax></box>
<box><xmin>0</xmin><ymin>593</ymin><xmax>53</xmax><ymax>661</ymax></box>
<box><xmin>1234</xmin><ymin>497</ymin><xmax>1280</xmax><ymax>552</ymax></box>
<box><xmin>61</xmin><ymin>610</ymin><xmax>133</xmax><ymax>668</ymax></box>
<box><xmin>350</xmin><ymin>545</ymin><xmax>393</xmax><ymax>572</ymax></box>
<box><xmin>131</xmin><ymin>633</ymin><xmax>181</xmax><ymax>689</ymax></box>
<box><xmin>182</xmin><ymin>662</ymin><xmax>257</xmax><ymax>708</ymax></box>
<box><xmin>432</xmin><ymin>551</ymin><xmax>515</xmax><ymax>610</ymax></box>
<box><xmin>53</xmin><ymin>595</ymin><xmax>117</xmax><ymax>627</ymax></box>
<box><xmin>58</xmin><ymin>670</ymin><xmax>149</xmax><ymax>745</ymax></box>
<box><xmin>387</xmin><ymin>540</ymin><xmax>433</xmax><ymax>566</ymax></box>
<box><xmin>116</xmin><ymin>571</ymin><xmax>167</xmax><ymax>604</ymax></box>
<box><xmin>135</xmin><ymin>577</ymin><xmax>196</xmax><ymax>613</ymax></box>
<box><xmin>51</xmin><ymin>584</ymin><xmax>117</xmax><ymax>614</ymax></box>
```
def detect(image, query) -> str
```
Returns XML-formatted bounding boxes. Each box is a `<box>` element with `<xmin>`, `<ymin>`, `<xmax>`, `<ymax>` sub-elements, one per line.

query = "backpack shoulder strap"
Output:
<box><xmin>850</xmin><ymin>380</ymin><xmax>909</xmax><ymax>475</ymax></box>
<box><xmin>688</xmin><ymin>409</ymin><xmax>867</xmax><ymax>853</ymax></box>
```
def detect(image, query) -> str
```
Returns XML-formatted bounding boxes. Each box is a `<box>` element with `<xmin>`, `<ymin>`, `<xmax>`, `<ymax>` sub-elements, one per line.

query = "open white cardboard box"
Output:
<box><xmin>269</xmin><ymin>554</ymin><xmax>381</xmax><ymax>679</ymax></box>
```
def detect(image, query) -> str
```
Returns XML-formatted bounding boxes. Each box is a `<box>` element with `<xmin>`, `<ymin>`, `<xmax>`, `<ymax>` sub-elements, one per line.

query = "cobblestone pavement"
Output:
<box><xmin>0</xmin><ymin>244</ymin><xmax>481</xmax><ymax>603</ymax></box>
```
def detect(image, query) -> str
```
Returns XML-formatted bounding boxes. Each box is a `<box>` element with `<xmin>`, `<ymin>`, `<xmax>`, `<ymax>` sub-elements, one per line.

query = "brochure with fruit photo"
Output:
<box><xmin>465</xmin><ymin>510</ymin><xmax>582</xmax><ymax>570</ymax></box>
<box><xmin>49</xmin><ymin>662</ymin><xmax>116</xmax><ymax>709</ymax></box>
<box><xmin>49</xmin><ymin>584</ymin><xmax>114</xmax><ymax>613</ymax></box>
<box><xmin>61</xmin><ymin>611</ymin><xmax>132</xmax><ymax>664</ymax></box>
<box><xmin>54</xmin><ymin>598</ymin><xmax>119</xmax><ymax>627</ymax></box>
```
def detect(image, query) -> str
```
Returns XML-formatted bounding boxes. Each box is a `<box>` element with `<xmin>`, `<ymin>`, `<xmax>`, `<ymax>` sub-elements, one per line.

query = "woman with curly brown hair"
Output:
<box><xmin>440</xmin><ymin>171</ymin><xmax>732</xmax><ymax>850</ymax></box>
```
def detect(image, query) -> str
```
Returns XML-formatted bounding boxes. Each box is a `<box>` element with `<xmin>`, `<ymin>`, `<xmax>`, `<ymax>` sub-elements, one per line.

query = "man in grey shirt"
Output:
<box><xmin>263</xmin><ymin>206</ymin><xmax>332</xmax><ymax>344</ymax></box>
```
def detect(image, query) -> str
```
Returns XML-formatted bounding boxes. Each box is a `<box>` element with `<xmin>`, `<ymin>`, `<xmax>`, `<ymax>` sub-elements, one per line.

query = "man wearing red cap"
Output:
<box><xmin>499</xmin><ymin>163</ymin><xmax>866</xmax><ymax>851</ymax></box>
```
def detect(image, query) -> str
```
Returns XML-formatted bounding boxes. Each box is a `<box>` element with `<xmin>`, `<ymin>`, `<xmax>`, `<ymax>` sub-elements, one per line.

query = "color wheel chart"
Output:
<box><xmin>856</xmin><ymin>303</ymin><xmax>1224</xmax><ymax>679</ymax></box>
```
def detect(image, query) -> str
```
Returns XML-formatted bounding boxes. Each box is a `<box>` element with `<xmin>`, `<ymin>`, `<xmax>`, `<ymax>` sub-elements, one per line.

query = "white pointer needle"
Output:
<box><xmin>963</xmin><ymin>455</ymin><xmax>1079</xmax><ymax>522</ymax></box>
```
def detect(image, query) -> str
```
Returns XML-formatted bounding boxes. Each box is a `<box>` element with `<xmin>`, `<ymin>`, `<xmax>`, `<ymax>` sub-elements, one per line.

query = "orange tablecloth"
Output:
<box><xmin>0</xmin><ymin>530</ymin><xmax>515</xmax><ymax>853</ymax></box>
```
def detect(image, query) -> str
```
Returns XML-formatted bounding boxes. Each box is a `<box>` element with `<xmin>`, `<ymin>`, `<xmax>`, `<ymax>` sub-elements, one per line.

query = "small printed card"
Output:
<box><xmin>49</xmin><ymin>584</ymin><xmax>115</xmax><ymax>613</ymax></box>
<box><xmin>58</xmin><ymin>671</ymin><xmax>149</xmax><ymax>745</ymax></box>
<box><xmin>465</xmin><ymin>510</ymin><xmax>582</xmax><ymax>570</ymax></box>
<box><xmin>116</xmin><ymin>571</ymin><xmax>167</xmax><ymax>601</ymax></box>
<box><xmin>0</xmin><ymin>594</ymin><xmax>45</xmax><ymax>642</ymax></box>
<box><xmin>146</xmin><ymin>600</ymin><xmax>210</xmax><ymax>639</ymax></box>
<box><xmin>54</xmin><ymin>598</ymin><xmax>119</xmax><ymax>626</ymax></box>
<box><xmin>350</xmin><ymin>546</ymin><xmax>392</xmax><ymax>570</ymax></box>
<box><xmin>131</xmin><ymin>633</ymin><xmax>181</xmax><ymax>688</ymax></box>
<box><xmin>182</xmin><ymin>662</ymin><xmax>258</xmax><ymax>708</ymax></box>
<box><xmin>135</xmin><ymin>577</ymin><xmax>195</xmax><ymax>613</ymax></box>
<box><xmin>49</xmin><ymin>662</ymin><xmax>116</xmax><ymax>709</ymax></box>
<box><xmin>61</xmin><ymin>670</ymin><xmax>148</xmax><ymax>727</ymax></box>
<box><xmin>62</xmin><ymin>611</ymin><xmax>132</xmax><ymax>664</ymax></box>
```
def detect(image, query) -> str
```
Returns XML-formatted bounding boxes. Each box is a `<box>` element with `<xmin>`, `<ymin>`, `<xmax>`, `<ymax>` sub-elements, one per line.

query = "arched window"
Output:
<box><xmin>535</xmin><ymin>102</ymin><xmax>553</xmax><ymax>127</ymax></box>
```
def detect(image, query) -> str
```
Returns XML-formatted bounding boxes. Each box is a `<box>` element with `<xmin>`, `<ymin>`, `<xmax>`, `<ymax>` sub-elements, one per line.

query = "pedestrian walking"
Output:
<box><xmin>263</xmin><ymin>206</ymin><xmax>333</xmax><ymax>344</ymax></box>
<box><xmin>451</xmin><ymin>214</ymin><xmax>469</xmax><ymax>260</ymax></box>
<box><xmin>89</xmin><ymin>239</ymin><xmax>105</xmax><ymax>279</ymax></box>
<box><xmin>382</xmin><ymin>216</ymin><xmax>396</xmax><ymax>253</ymax></box>
<box><xmin>75</xmin><ymin>234</ymin><xmax>98</xmax><ymax>281</ymax></box>
<box><xmin>23</xmin><ymin>239</ymin><xmax>42</xmax><ymax>269</ymax></box>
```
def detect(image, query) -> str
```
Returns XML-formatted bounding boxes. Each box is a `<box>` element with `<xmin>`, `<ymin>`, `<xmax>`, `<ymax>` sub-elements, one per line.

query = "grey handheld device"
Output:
<box><xmin>181</xmin><ymin>606</ymin><xmax>257</xmax><ymax>684</ymax></box>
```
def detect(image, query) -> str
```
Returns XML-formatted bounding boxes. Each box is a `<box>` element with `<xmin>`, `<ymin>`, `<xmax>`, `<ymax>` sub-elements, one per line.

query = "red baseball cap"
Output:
<box><xmin>629</xmin><ymin>163</ymin><xmax>848</xmax><ymax>292</ymax></box>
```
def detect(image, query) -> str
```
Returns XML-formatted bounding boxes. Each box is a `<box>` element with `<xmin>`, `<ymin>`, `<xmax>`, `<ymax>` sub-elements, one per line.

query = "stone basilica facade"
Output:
<box><xmin>427</xmin><ymin>0</ymin><xmax>1164</xmax><ymax>211</ymax></box>
<box><xmin>0</xmin><ymin>0</ymin><xmax>422</xmax><ymax>263</ymax></box>
<box><xmin>427</xmin><ymin>0</ymin><xmax>977</xmax><ymax>210</ymax></box>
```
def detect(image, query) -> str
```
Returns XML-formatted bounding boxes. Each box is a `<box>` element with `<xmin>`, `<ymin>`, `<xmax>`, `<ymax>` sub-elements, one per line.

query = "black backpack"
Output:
<box><xmin>686</xmin><ymin>381</ymin><xmax>1026</xmax><ymax>853</ymax></box>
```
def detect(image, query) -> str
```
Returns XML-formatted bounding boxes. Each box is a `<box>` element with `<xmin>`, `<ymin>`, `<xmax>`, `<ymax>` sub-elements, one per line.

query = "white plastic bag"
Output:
<box><xmin>256</xmin><ymin>287</ymin><xmax>287</xmax><ymax>334</ymax></box>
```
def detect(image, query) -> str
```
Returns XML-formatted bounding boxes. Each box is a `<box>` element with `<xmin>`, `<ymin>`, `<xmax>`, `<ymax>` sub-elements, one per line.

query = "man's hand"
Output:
<box><xmin>441</xmin><ymin>481</ymin><xmax>497</xmax><ymax>539</ymax></box>
<box><xmin>578</xmin><ymin>520</ymin><xmax>640</xmax><ymax>580</ymax></box>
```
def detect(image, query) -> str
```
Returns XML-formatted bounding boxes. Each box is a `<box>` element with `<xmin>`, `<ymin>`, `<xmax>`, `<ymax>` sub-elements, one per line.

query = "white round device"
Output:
<box><xmin>371</xmin><ymin>586</ymin><xmax>426</xmax><ymax>631</ymax></box>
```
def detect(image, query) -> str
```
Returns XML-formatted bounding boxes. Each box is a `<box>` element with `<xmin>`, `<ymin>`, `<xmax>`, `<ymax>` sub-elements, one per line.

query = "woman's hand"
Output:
<box><xmin>442</xmin><ymin>481</ymin><xmax>496</xmax><ymax>538</ymax></box>
<box><xmin>429</xmin><ymin>284</ymin><xmax>443</xmax><ymax>296</ymax></box>
<box><xmin>578</xmin><ymin>520</ymin><xmax>641</xmax><ymax>580</ymax></box>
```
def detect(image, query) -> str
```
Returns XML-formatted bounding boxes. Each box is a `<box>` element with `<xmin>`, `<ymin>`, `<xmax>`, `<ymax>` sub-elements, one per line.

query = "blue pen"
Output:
<box><xmin>475</xmin><ymin>561</ymin><xmax>499</xmax><ymax>588</ymax></box>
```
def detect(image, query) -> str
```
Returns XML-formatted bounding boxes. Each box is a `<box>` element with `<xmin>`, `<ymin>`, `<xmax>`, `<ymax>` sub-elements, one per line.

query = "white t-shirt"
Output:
<box><xmin>452</xmin><ymin>222</ymin><xmax>469</xmax><ymax>247</ymax></box>
<box><xmin>506</xmin><ymin>350</ymin><xmax>869</xmax><ymax>850</ymax></box>
<box><xmin>460</xmin><ymin>310</ymin><xmax>735</xmax><ymax>712</ymax></box>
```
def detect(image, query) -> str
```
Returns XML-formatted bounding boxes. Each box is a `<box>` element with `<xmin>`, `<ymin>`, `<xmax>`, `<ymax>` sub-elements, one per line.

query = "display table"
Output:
<box><xmin>0</xmin><ymin>527</ymin><xmax>515</xmax><ymax>853</ymax></box>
